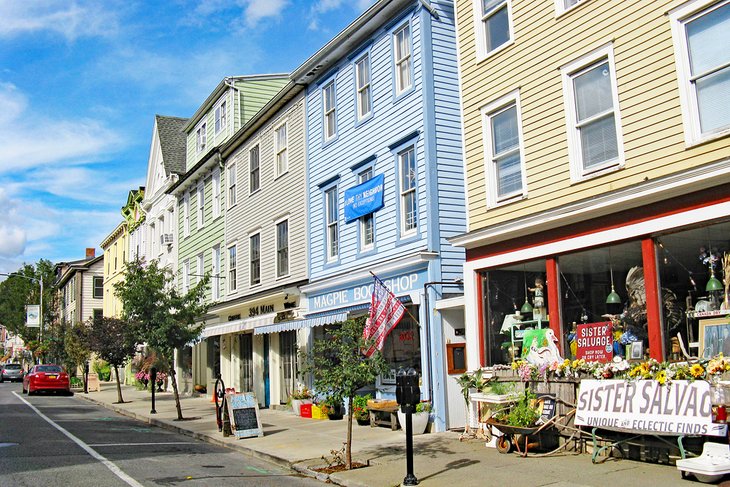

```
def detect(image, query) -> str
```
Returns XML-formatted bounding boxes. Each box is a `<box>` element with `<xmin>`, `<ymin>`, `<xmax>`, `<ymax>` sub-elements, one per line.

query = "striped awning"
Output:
<box><xmin>253</xmin><ymin>312</ymin><xmax>348</xmax><ymax>335</ymax></box>
<box><xmin>200</xmin><ymin>312</ymin><xmax>277</xmax><ymax>338</ymax></box>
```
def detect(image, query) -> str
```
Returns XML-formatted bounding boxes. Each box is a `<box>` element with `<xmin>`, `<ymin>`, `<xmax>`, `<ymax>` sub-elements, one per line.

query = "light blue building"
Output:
<box><xmin>293</xmin><ymin>0</ymin><xmax>467</xmax><ymax>432</ymax></box>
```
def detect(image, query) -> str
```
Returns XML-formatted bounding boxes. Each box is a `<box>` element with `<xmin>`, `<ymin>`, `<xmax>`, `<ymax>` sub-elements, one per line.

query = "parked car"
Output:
<box><xmin>0</xmin><ymin>363</ymin><xmax>24</xmax><ymax>382</ymax></box>
<box><xmin>22</xmin><ymin>364</ymin><xmax>71</xmax><ymax>395</ymax></box>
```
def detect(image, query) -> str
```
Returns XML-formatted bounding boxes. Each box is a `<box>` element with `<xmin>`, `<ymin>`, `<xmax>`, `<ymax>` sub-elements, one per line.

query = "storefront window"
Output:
<box><xmin>379</xmin><ymin>305</ymin><xmax>421</xmax><ymax>381</ymax></box>
<box><xmin>480</xmin><ymin>260</ymin><xmax>547</xmax><ymax>365</ymax></box>
<box><xmin>656</xmin><ymin>221</ymin><xmax>730</xmax><ymax>359</ymax></box>
<box><xmin>558</xmin><ymin>242</ymin><xmax>642</xmax><ymax>358</ymax></box>
<box><xmin>207</xmin><ymin>336</ymin><xmax>221</xmax><ymax>380</ymax></box>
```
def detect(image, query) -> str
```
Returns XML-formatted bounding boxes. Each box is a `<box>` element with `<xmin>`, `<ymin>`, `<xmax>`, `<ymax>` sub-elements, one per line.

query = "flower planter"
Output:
<box><xmin>291</xmin><ymin>398</ymin><xmax>312</xmax><ymax>416</ymax></box>
<box><xmin>397</xmin><ymin>411</ymin><xmax>430</xmax><ymax>435</ymax></box>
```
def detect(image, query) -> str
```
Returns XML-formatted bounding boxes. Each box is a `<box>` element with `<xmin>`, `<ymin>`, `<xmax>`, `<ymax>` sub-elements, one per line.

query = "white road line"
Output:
<box><xmin>12</xmin><ymin>392</ymin><xmax>144</xmax><ymax>487</ymax></box>
<box><xmin>88</xmin><ymin>442</ymin><xmax>195</xmax><ymax>447</ymax></box>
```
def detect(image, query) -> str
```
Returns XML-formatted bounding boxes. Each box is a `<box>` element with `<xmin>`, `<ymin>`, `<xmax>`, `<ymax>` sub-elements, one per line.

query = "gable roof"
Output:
<box><xmin>155</xmin><ymin>115</ymin><xmax>188</xmax><ymax>175</ymax></box>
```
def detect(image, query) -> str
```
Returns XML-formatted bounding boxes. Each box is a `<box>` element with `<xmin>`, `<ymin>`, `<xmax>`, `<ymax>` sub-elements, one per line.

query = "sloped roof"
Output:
<box><xmin>155</xmin><ymin>115</ymin><xmax>188</xmax><ymax>175</ymax></box>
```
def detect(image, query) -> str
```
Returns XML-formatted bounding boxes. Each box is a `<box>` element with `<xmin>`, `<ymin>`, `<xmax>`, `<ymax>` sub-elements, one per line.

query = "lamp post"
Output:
<box><xmin>0</xmin><ymin>272</ymin><xmax>44</xmax><ymax>361</ymax></box>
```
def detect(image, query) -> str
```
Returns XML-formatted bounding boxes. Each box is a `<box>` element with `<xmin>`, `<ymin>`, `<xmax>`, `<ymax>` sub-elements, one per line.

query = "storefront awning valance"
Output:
<box><xmin>254</xmin><ymin>312</ymin><xmax>348</xmax><ymax>335</ymax></box>
<box><xmin>200</xmin><ymin>312</ymin><xmax>277</xmax><ymax>338</ymax></box>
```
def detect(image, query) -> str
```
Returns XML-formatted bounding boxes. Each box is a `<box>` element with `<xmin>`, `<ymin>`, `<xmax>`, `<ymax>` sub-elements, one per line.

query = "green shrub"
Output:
<box><xmin>505</xmin><ymin>391</ymin><xmax>540</xmax><ymax>427</ymax></box>
<box><xmin>487</xmin><ymin>381</ymin><xmax>516</xmax><ymax>395</ymax></box>
<box><xmin>93</xmin><ymin>360</ymin><xmax>112</xmax><ymax>381</ymax></box>
<box><xmin>353</xmin><ymin>394</ymin><xmax>372</xmax><ymax>420</ymax></box>
<box><xmin>416</xmin><ymin>401</ymin><xmax>432</xmax><ymax>413</ymax></box>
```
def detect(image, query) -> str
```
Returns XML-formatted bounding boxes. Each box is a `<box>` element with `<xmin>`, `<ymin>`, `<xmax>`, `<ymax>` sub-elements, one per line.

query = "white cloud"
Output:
<box><xmin>0</xmin><ymin>1</ymin><xmax>120</xmax><ymax>40</ymax></box>
<box><xmin>243</xmin><ymin>0</ymin><xmax>288</xmax><ymax>27</ymax></box>
<box><xmin>0</xmin><ymin>83</ymin><xmax>122</xmax><ymax>174</ymax></box>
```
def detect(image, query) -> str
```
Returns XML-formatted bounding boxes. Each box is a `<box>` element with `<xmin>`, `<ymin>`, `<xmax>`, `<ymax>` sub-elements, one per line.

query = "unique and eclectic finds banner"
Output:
<box><xmin>576</xmin><ymin>322</ymin><xmax>613</xmax><ymax>362</ymax></box>
<box><xmin>26</xmin><ymin>305</ymin><xmax>40</xmax><ymax>327</ymax></box>
<box><xmin>344</xmin><ymin>174</ymin><xmax>384</xmax><ymax>223</ymax></box>
<box><xmin>575</xmin><ymin>379</ymin><xmax>727</xmax><ymax>436</ymax></box>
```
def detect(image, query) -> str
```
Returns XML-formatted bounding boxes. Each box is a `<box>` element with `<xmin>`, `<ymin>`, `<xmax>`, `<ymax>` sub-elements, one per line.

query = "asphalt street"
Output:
<box><xmin>0</xmin><ymin>382</ymin><xmax>322</xmax><ymax>487</ymax></box>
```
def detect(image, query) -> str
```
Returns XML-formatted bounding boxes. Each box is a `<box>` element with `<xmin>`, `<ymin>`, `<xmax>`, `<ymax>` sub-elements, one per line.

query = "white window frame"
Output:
<box><xmin>214</xmin><ymin>97</ymin><xmax>227</xmax><ymax>135</ymax></box>
<box><xmin>212</xmin><ymin>167</ymin><xmax>221</xmax><ymax>218</ymax></box>
<box><xmin>228</xmin><ymin>244</ymin><xmax>237</xmax><ymax>293</ymax></box>
<box><xmin>472</xmin><ymin>0</ymin><xmax>514</xmax><ymax>61</ymax></box>
<box><xmin>398</xmin><ymin>146</ymin><xmax>418</xmax><ymax>237</ymax></box>
<box><xmin>276</xmin><ymin>217</ymin><xmax>289</xmax><ymax>278</ymax></box>
<box><xmin>249</xmin><ymin>144</ymin><xmax>260</xmax><ymax>194</ymax></box>
<box><xmin>670</xmin><ymin>0</ymin><xmax>730</xmax><ymax>146</ymax></box>
<box><xmin>561</xmin><ymin>43</ymin><xmax>625</xmax><ymax>182</ymax></box>
<box><xmin>355</xmin><ymin>53</ymin><xmax>372</xmax><ymax>121</ymax></box>
<box><xmin>211</xmin><ymin>245</ymin><xmax>220</xmax><ymax>301</ymax></box>
<box><xmin>196</xmin><ymin>253</ymin><xmax>204</xmax><ymax>285</ymax></box>
<box><xmin>227</xmin><ymin>164</ymin><xmax>237</xmax><ymax>208</ymax></box>
<box><xmin>325</xmin><ymin>186</ymin><xmax>339</xmax><ymax>262</ymax></box>
<box><xmin>195</xmin><ymin>120</ymin><xmax>207</xmax><ymax>153</ymax></box>
<box><xmin>183</xmin><ymin>191</ymin><xmax>190</xmax><ymax>237</ymax></box>
<box><xmin>393</xmin><ymin>23</ymin><xmax>413</xmax><ymax>96</ymax></box>
<box><xmin>196</xmin><ymin>180</ymin><xmax>205</xmax><ymax>229</ymax></box>
<box><xmin>322</xmin><ymin>81</ymin><xmax>337</xmax><ymax>141</ymax></box>
<box><xmin>554</xmin><ymin>0</ymin><xmax>587</xmax><ymax>16</ymax></box>
<box><xmin>182</xmin><ymin>259</ymin><xmax>190</xmax><ymax>294</ymax></box>
<box><xmin>480</xmin><ymin>90</ymin><xmax>527</xmax><ymax>207</ymax></box>
<box><xmin>358</xmin><ymin>168</ymin><xmax>375</xmax><ymax>251</ymax></box>
<box><xmin>275</xmin><ymin>122</ymin><xmax>288</xmax><ymax>177</ymax></box>
<box><xmin>249</xmin><ymin>232</ymin><xmax>261</xmax><ymax>286</ymax></box>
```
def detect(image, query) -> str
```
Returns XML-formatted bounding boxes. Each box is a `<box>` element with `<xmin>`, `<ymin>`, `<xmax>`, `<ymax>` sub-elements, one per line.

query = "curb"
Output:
<box><xmin>75</xmin><ymin>393</ymin><xmax>343</xmax><ymax>485</ymax></box>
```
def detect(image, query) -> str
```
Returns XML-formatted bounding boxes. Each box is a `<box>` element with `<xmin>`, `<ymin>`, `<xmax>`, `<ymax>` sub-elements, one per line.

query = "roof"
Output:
<box><xmin>53</xmin><ymin>255</ymin><xmax>104</xmax><ymax>287</ymax></box>
<box><xmin>155</xmin><ymin>115</ymin><xmax>188</xmax><ymax>175</ymax></box>
<box><xmin>291</xmin><ymin>0</ymin><xmax>413</xmax><ymax>85</ymax></box>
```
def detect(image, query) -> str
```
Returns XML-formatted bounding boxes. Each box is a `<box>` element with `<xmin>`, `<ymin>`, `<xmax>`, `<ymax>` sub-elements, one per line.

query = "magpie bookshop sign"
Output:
<box><xmin>344</xmin><ymin>174</ymin><xmax>384</xmax><ymax>223</ymax></box>
<box><xmin>576</xmin><ymin>379</ymin><xmax>727</xmax><ymax>436</ymax></box>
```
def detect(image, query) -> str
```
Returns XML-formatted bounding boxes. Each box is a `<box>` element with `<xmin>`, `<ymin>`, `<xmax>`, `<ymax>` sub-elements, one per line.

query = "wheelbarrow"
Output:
<box><xmin>486</xmin><ymin>418</ymin><xmax>553</xmax><ymax>456</ymax></box>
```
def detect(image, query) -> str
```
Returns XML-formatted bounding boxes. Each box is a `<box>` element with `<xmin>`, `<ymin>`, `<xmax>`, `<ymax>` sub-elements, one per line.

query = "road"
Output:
<box><xmin>0</xmin><ymin>382</ymin><xmax>322</xmax><ymax>487</ymax></box>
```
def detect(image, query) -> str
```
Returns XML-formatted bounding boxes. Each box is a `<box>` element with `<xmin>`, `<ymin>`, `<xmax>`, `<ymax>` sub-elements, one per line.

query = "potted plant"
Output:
<box><xmin>290</xmin><ymin>386</ymin><xmax>313</xmax><ymax>416</ymax></box>
<box><xmin>353</xmin><ymin>394</ymin><xmax>372</xmax><ymax>425</ymax></box>
<box><xmin>397</xmin><ymin>401</ymin><xmax>431</xmax><ymax>435</ymax></box>
<box><xmin>321</xmin><ymin>394</ymin><xmax>345</xmax><ymax>420</ymax></box>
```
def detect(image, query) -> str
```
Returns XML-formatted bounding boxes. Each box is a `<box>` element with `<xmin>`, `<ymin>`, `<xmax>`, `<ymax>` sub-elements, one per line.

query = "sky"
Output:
<box><xmin>0</xmin><ymin>0</ymin><xmax>375</xmax><ymax>276</ymax></box>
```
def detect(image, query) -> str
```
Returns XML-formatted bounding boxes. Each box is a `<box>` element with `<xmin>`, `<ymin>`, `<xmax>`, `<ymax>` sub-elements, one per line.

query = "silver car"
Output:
<box><xmin>1</xmin><ymin>363</ymin><xmax>24</xmax><ymax>382</ymax></box>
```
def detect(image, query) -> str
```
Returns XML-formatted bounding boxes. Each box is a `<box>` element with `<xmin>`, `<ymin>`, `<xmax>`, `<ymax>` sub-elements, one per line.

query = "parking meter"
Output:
<box><xmin>396</xmin><ymin>367</ymin><xmax>420</xmax><ymax>414</ymax></box>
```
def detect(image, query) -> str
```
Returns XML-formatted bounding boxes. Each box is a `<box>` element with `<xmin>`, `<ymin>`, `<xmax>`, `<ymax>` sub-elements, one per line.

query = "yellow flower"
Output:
<box><xmin>656</xmin><ymin>370</ymin><xmax>667</xmax><ymax>385</ymax></box>
<box><xmin>690</xmin><ymin>364</ymin><xmax>705</xmax><ymax>378</ymax></box>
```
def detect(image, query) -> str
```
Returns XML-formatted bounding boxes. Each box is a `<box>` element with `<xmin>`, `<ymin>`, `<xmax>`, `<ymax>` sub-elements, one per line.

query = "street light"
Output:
<box><xmin>0</xmin><ymin>272</ymin><xmax>44</xmax><ymax>359</ymax></box>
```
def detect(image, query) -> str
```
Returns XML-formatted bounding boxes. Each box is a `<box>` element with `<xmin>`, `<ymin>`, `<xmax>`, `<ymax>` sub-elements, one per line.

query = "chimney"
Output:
<box><xmin>86</xmin><ymin>248</ymin><xmax>96</xmax><ymax>259</ymax></box>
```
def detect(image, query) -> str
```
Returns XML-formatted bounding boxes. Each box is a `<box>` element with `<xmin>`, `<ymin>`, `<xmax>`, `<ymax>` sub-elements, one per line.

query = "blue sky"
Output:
<box><xmin>0</xmin><ymin>0</ymin><xmax>374</xmax><ymax>275</ymax></box>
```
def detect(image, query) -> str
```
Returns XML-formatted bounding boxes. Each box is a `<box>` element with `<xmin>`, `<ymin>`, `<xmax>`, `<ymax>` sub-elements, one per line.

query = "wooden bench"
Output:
<box><xmin>367</xmin><ymin>399</ymin><xmax>400</xmax><ymax>430</ymax></box>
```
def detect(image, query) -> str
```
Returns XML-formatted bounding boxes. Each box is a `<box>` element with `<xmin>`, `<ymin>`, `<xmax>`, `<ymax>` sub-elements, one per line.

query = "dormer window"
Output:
<box><xmin>196</xmin><ymin>121</ymin><xmax>207</xmax><ymax>153</ymax></box>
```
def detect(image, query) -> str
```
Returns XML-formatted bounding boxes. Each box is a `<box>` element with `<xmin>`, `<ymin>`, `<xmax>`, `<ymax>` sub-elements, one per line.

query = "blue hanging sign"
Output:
<box><xmin>344</xmin><ymin>173</ymin><xmax>384</xmax><ymax>223</ymax></box>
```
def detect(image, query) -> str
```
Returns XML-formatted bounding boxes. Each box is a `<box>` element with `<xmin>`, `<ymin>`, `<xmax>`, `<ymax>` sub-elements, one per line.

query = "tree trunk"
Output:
<box><xmin>346</xmin><ymin>395</ymin><xmax>353</xmax><ymax>469</ymax></box>
<box><xmin>170</xmin><ymin>367</ymin><xmax>184</xmax><ymax>420</ymax></box>
<box><xmin>114</xmin><ymin>364</ymin><xmax>124</xmax><ymax>403</ymax></box>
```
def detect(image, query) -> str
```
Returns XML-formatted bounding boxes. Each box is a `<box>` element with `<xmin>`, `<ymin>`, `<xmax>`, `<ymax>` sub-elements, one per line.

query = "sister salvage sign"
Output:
<box><xmin>576</xmin><ymin>379</ymin><xmax>726</xmax><ymax>436</ymax></box>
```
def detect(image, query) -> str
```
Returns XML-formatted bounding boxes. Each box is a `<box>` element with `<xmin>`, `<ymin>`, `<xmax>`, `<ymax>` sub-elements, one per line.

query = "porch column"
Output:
<box><xmin>642</xmin><ymin>238</ymin><xmax>664</xmax><ymax>361</ymax></box>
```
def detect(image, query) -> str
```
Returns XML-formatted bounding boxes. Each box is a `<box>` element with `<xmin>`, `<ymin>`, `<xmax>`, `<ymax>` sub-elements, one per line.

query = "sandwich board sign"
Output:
<box><xmin>226</xmin><ymin>392</ymin><xmax>263</xmax><ymax>438</ymax></box>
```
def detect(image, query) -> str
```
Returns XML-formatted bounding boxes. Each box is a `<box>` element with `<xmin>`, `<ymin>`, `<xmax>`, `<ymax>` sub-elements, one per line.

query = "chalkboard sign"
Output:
<box><xmin>226</xmin><ymin>392</ymin><xmax>263</xmax><ymax>438</ymax></box>
<box><xmin>536</xmin><ymin>393</ymin><xmax>556</xmax><ymax>424</ymax></box>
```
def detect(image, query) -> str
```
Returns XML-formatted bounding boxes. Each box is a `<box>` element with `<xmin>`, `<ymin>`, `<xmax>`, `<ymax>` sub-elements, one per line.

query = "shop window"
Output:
<box><xmin>656</xmin><ymin>221</ymin><xmax>730</xmax><ymax>359</ymax></box>
<box><xmin>208</xmin><ymin>336</ymin><xmax>221</xmax><ymax>380</ymax></box>
<box><xmin>378</xmin><ymin>305</ymin><xmax>421</xmax><ymax>383</ymax></box>
<box><xmin>240</xmin><ymin>333</ymin><xmax>253</xmax><ymax>393</ymax></box>
<box><xmin>480</xmin><ymin>259</ymin><xmax>547</xmax><ymax>365</ymax></box>
<box><xmin>558</xmin><ymin>242</ymin><xmax>642</xmax><ymax>358</ymax></box>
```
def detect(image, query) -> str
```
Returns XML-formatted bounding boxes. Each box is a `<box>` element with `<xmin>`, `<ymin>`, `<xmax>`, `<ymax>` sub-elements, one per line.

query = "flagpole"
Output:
<box><xmin>369</xmin><ymin>271</ymin><xmax>421</xmax><ymax>325</ymax></box>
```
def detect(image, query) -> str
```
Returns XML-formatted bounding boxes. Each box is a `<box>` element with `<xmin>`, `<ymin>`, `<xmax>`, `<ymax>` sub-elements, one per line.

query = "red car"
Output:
<box><xmin>23</xmin><ymin>364</ymin><xmax>71</xmax><ymax>395</ymax></box>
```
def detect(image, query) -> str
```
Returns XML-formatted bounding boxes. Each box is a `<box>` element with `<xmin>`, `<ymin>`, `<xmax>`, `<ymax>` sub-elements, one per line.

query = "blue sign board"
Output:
<box><xmin>344</xmin><ymin>174</ymin><xmax>384</xmax><ymax>223</ymax></box>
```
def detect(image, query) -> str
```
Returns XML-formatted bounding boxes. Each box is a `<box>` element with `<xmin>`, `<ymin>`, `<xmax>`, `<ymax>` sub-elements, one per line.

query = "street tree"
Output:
<box><xmin>114</xmin><ymin>259</ymin><xmax>210</xmax><ymax>419</ymax></box>
<box><xmin>88</xmin><ymin>317</ymin><xmax>137</xmax><ymax>403</ymax></box>
<box><xmin>0</xmin><ymin>259</ymin><xmax>55</xmax><ymax>342</ymax></box>
<box><xmin>301</xmin><ymin>317</ymin><xmax>388</xmax><ymax>469</ymax></box>
<box><xmin>64</xmin><ymin>322</ymin><xmax>92</xmax><ymax>380</ymax></box>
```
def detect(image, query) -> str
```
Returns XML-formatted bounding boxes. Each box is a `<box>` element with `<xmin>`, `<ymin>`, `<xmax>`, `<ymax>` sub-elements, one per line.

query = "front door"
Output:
<box><xmin>279</xmin><ymin>331</ymin><xmax>297</xmax><ymax>404</ymax></box>
<box><xmin>263</xmin><ymin>334</ymin><xmax>270</xmax><ymax>408</ymax></box>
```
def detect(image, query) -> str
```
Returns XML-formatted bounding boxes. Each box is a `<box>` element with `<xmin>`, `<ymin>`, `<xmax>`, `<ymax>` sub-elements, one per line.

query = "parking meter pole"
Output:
<box><xmin>397</xmin><ymin>367</ymin><xmax>420</xmax><ymax>486</ymax></box>
<box><xmin>83</xmin><ymin>361</ymin><xmax>89</xmax><ymax>394</ymax></box>
<box><xmin>150</xmin><ymin>367</ymin><xmax>157</xmax><ymax>414</ymax></box>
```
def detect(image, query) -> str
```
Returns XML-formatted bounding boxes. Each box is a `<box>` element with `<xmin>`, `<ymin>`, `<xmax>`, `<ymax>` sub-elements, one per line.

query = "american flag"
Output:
<box><xmin>362</xmin><ymin>275</ymin><xmax>406</xmax><ymax>357</ymax></box>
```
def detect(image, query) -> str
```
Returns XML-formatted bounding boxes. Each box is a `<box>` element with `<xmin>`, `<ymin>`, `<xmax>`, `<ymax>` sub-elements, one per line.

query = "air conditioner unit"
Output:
<box><xmin>161</xmin><ymin>234</ymin><xmax>174</xmax><ymax>245</ymax></box>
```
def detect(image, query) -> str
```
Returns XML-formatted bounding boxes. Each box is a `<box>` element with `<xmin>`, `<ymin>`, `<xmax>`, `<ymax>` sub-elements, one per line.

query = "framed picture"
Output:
<box><xmin>628</xmin><ymin>341</ymin><xmax>643</xmax><ymax>361</ymax></box>
<box><xmin>699</xmin><ymin>318</ymin><xmax>730</xmax><ymax>359</ymax></box>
